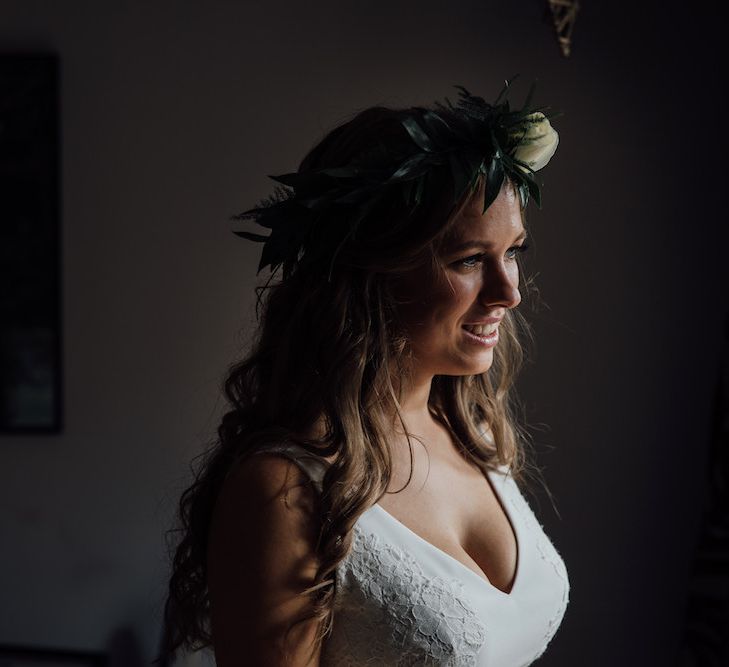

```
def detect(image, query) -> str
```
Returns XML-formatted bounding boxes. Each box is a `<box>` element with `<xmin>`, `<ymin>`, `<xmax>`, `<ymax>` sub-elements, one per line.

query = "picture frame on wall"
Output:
<box><xmin>0</xmin><ymin>53</ymin><xmax>62</xmax><ymax>433</ymax></box>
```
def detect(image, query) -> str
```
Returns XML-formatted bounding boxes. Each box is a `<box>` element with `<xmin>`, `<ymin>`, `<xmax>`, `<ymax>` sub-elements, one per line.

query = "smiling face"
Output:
<box><xmin>392</xmin><ymin>181</ymin><xmax>526</xmax><ymax>382</ymax></box>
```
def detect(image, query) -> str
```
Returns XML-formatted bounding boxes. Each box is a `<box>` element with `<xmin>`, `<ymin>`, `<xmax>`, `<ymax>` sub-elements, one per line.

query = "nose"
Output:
<box><xmin>478</xmin><ymin>262</ymin><xmax>521</xmax><ymax>310</ymax></box>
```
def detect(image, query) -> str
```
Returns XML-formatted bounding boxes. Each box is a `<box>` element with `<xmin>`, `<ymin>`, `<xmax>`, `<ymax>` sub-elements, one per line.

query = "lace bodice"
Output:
<box><xmin>326</xmin><ymin>521</ymin><xmax>487</xmax><ymax>666</ymax></box>
<box><xmin>257</xmin><ymin>444</ymin><xmax>569</xmax><ymax>666</ymax></box>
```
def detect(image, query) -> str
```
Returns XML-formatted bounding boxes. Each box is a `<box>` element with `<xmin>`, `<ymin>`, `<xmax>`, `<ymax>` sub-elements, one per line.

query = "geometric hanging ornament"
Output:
<box><xmin>548</xmin><ymin>0</ymin><xmax>580</xmax><ymax>57</ymax></box>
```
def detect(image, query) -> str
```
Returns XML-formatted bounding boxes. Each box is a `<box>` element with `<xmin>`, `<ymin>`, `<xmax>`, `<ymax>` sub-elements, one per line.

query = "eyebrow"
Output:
<box><xmin>444</xmin><ymin>229</ymin><xmax>528</xmax><ymax>253</ymax></box>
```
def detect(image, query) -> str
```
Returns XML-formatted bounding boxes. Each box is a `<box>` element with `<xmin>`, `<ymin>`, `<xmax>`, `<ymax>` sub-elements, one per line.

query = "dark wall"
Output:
<box><xmin>0</xmin><ymin>1</ymin><xmax>725</xmax><ymax>665</ymax></box>
<box><xmin>519</xmin><ymin>3</ymin><xmax>727</xmax><ymax>665</ymax></box>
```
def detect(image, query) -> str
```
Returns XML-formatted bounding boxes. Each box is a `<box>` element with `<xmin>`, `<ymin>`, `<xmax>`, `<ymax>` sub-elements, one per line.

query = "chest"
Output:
<box><xmin>377</xmin><ymin>441</ymin><xmax>519</xmax><ymax>594</ymax></box>
<box><xmin>323</xmin><ymin>465</ymin><xmax>571</xmax><ymax>667</ymax></box>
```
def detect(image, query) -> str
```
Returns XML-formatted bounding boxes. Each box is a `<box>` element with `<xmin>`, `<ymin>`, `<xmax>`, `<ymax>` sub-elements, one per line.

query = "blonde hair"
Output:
<box><xmin>163</xmin><ymin>106</ymin><xmax>544</xmax><ymax>662</ymax></box>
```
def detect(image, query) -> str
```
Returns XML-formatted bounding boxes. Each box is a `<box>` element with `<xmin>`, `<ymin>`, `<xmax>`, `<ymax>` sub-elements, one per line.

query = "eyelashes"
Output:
<box><xmin>458</xmin><ymin>243</ymin><xmax>530</xmax><ymax>269</ymax></box>
<box><xmin>506</xmin><ymin>242</ymin><xmax>530</xmax><ymax>260</ymax></box>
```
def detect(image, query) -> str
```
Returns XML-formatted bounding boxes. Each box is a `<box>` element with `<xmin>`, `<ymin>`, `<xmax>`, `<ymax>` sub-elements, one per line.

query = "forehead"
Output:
<box><xmin>441</xmin><ymin>183</ymin><xmax>525</xmax><ymax>249</ymax></box>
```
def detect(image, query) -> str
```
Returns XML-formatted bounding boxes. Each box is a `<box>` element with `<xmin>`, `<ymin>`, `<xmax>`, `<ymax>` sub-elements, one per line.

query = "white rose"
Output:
<box><xmin>511</xmin><ymin>112</ymin><xmax>559</xmax><ymax>172</ymax></box>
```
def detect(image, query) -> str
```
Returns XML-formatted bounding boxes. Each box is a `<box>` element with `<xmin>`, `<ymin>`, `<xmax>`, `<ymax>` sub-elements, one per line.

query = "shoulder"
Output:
<box><xmin>211</xmin><ymin>450</ymin><xmax>320</xmax><ymax>538</ymax></box>
<box><xmin>207</xmin><ymin>451</ymin><xmax>324</xmax><ymax>665</ymax></box>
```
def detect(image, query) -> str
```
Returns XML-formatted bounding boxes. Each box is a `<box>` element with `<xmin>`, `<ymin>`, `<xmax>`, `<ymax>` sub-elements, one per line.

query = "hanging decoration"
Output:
<box><xmin>548</xmin><ymin>0</ymin><xmax>580</xmax><ymax>57</ymax></box>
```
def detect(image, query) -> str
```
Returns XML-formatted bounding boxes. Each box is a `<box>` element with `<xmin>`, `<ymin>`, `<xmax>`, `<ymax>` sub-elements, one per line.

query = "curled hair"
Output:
<box><xmin>163</xmin><ymin>105</ymin><xmax>546</xmax><ymax>662</ymax></box>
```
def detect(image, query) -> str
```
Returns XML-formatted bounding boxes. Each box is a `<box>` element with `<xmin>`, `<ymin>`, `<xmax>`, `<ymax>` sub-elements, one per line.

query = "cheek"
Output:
<box><xmin>416</xmin><ymin>275</ymin><xmax>479</xmax><ymax>326</ymax></box>
<box><xmin>442</xmin><ymin>273</ymin><xmax>481</xmax><ymax>308</ymax></box>
<box><xmin>394</xmin><ymin>277</ymin><xmax>461</xmax><ymax>328</ymax></box>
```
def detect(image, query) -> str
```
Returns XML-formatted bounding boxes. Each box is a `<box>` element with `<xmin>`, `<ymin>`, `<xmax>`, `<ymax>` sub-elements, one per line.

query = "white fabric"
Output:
<box><xmin>257</xmin><ymin>443</ymin><xmax>569</xmax><ymax>666</ymax></box>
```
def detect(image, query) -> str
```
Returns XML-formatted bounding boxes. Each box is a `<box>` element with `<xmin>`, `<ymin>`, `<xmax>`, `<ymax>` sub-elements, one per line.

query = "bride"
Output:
<box><xmin>164</xmin><ymin>82</ymin><xmax>569</xmax><ymax>666</ymax></box>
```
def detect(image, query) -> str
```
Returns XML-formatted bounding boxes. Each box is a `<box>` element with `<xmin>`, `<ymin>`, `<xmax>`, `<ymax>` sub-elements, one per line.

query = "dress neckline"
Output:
<box><xmin>370</xmin><ymin>467</ymin><xmax>522</xmax><ymax>598</ymax></box>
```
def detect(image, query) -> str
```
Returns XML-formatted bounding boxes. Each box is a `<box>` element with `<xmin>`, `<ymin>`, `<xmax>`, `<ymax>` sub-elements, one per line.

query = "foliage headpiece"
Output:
<box><xmin>235</xmin><ymin>78</ymin><xmax>559</xmax><ymax>276</ymax></box>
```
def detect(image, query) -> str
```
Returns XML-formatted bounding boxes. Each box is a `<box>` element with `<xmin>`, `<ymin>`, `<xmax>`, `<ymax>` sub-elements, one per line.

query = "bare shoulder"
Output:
<box><xmin>207</xmin><ymin>451</ymin><xmax>323</xmax><ymax>666</ymax></box>
<box><xmin>217</xmin><ymin>450</ymin><xmax>319</xmax><ymax>517</ymax></box>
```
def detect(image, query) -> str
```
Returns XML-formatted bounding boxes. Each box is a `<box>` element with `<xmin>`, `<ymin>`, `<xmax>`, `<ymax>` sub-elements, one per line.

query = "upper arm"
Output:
<box><xmin>207</xmin><ymin>453</ymin><xmax>323</xmax><ymax>667</ymax></box>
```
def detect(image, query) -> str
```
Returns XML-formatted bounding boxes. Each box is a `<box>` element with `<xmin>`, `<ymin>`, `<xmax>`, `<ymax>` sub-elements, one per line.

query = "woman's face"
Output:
<box><xmin>394</xmin><ymin>183</ymin><xmax>526</xmax><ymax>381</ymax></box>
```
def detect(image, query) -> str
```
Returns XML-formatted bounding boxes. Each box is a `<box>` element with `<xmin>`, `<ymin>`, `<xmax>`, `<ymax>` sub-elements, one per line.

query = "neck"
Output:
<box><xmin>395</xmin><ymin>369</ymin><xmax>437</xmax><ymax>434</ymax></box>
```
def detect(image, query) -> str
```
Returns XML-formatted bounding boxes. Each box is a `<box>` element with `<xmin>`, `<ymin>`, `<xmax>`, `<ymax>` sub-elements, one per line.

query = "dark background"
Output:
<box><xmin>1</xmin><ymin>1</ymin><xmax>726</xmax><ymax>665</ymax></box>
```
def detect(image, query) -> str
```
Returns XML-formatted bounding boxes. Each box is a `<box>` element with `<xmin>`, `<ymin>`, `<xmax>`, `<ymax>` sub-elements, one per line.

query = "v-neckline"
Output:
<box><xmin>371</xmin><ymin>467</ymin><xmax>522</xmax><ymax>598</ymax></box>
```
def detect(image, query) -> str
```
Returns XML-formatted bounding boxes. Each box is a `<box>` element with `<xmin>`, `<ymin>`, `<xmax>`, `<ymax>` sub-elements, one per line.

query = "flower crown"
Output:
<box><xmin>235</xmin><ymin>78</ymin><xmax>559</xmax><ymax>276</ymax></box>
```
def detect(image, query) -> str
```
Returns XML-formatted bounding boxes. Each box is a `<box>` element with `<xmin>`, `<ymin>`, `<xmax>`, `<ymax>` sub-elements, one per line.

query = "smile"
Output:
<box><xmin>462</xmin><ymin>324</ymin><xmax>499</xmax><ymax>347</ymax></box>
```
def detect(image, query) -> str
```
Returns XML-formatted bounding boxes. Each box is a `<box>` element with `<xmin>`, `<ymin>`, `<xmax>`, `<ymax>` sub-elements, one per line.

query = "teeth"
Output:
<box><xmin>464</xmin><ymin>324</ymin><xmax>497</xmax><ymax>336</ymax></box>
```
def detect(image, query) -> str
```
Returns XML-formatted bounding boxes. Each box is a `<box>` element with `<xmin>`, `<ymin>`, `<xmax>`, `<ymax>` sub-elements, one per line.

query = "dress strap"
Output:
<box><xmin>252</xmin><ymin>442</ymin><xmax>329</xmax><ymax>494</ymax></box>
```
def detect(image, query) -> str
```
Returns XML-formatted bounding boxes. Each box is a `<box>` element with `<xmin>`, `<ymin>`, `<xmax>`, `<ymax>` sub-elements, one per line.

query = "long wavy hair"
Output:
<box><xmin>163</xmin><ymin>103</ymin><xmax>545</xmax><ymax>663</ymax></box>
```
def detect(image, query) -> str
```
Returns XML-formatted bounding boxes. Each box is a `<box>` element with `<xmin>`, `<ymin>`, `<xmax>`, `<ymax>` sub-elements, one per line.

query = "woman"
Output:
<box><xmin>165</xmin><ymin>81</ymin><xmax>570</xmax><ymax>666</ymax></box>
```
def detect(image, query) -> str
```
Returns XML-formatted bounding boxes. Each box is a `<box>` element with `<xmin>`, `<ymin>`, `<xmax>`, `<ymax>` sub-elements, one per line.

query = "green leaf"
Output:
<box><xmin>334</xmin><ymin>184</ymin><xmax>375</xmax><ymax>205</ymax></box>
<box><xmin>413</xmin><ymin>175</ymin><xmax>426</xmax><ymax>206</ymax></box>
<box><xmin>449</xmin><ymin>153</ymin><xmax>471</xmax><ymax>204</ymax></box>
<box><xmin>522</xmin><ymin>81</ymin><xmax>536</xmax><ymax>111</ymax></box>
<box><xmin>240</xmin><ymin>78</ymin><xmax>558</xmax><ymax>273</ymax></box>
<box><xmin>510</xmin><ymin>158</ymin><xmax>535</xmax><ymax>178</ymax></box>
<box><xmin>234</xmin><ymin>231</ymin><xmax>269</xmax><ymax>242</ymax></box>
<box><xmin>234</xmin><ymin>207</ymin><xmax>260</xmax><ymax>219</ymax></box>
<box><xmin>270</xmin><ymin>171</ymin><xmax>335</xmax><ymax>192</ymax></box>
<box><xmin>388</xmin><ymin>152</ymin><xmax>430</xmax><ymax>182</ymax></box>
<box><xmin>420</xmin><ymin>110</ymin><xmax>452</xmax><ymax>145</ymax></box>
<box><xmin>318</xmin><ymin>166</ymin><xmax>361</xmax><ymax>179</ymax></box>
<box><xmin>526</xmin><ymin>174</ymin><xmax>541</xmax><ymax>209</ymax></box>
<box><xmin>269</xmin><ymin>172</ymin><xmax>300</xmax><ymax>186</ymax></box>
<box><xmin>258</xmin><ymin>228</ymin><xmax>285</xmax><ymax>272</ymax></box>
<box><xmin>494</xmin><ymin>74</ymin><xmax>519</xmax><ymax>106</ymax></box>
<box><xmin>297</xmin><ymin>191</ymin><xmax>334</xmax><ymax>210</ymax></box>
<box><xmin>484</xmin><ymin>157</ymin><xmax>504</xmax><ymax>211</ymax></box>
<box><xmin>401</xmin><ymin>117</ymin><xmax>435</xmax><ymax>152</ymax></box>
<box><xmin>517</xmin><ymin>183</ymin><xmax>529</xmax><ymax>209</ymax></box>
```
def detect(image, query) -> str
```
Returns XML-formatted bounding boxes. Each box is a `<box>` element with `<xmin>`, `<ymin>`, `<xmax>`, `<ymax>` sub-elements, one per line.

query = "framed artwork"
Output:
<box><xmin>0</xmin><ymin>54</ymin><xmax>62</xmax><ymax>433</ymax></box>
<box><xmin>0</xmin><ymin>645</ymin><xmax>106</xmax><ymax>667</ymax></box>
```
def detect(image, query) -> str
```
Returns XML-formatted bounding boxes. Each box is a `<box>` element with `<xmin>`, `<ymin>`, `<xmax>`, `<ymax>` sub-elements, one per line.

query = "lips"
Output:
<box><xmin>462</xmin><ymin>323</ymin><xmax>498</xmax><ymax>336</ymax></box>
<box><xmin>461</xmin><ymin>319</ymin><xmax>501</xmax><ymax>348</ymax></box>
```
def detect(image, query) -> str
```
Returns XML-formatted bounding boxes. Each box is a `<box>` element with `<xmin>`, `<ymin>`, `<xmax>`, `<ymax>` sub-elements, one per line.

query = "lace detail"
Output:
<box><xmin>323</xmin><ymin>521</ymin><xmax>487</xmax><ymax>666</ymax></box>
<box><xmin>504</xmin><ymin>477</ymin><xmax>570</xmax><ymax>662</ymax></box>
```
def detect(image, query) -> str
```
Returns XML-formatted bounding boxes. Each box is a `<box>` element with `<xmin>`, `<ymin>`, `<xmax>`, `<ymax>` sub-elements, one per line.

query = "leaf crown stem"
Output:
<box><xmin>235</xmin><ymin>77</ymin><xmax>559</xmax><ymax>276</ymax></box>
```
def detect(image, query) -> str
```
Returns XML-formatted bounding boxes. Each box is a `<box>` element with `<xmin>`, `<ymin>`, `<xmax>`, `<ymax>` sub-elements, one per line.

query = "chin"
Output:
<box><xmin>450</xmin><ymin>352</ymin><xmax>495</xmax><ymax>377</ymax></box>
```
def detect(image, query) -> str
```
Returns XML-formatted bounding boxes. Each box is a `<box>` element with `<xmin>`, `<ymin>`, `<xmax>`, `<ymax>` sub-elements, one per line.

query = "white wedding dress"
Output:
<box><xmin>257</xmin><ymin>443</ymin><xmax>570</xmax><ymax>667</ymax></box>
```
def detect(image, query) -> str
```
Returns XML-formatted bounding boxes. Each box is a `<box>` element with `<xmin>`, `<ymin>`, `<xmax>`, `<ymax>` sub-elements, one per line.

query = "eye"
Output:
<box><xmin>505</xmin><ymin>243</ymin><xmax>530</xmax><ymax>260</ymax></box>
<box><xmin>457</xmin><ymin>253</ymin><xmax>486</xmax><ymax>269</ymax></box>
<box><xmin>451</xmin><ymin>243</ymin><xmax>530</xmax><ymax>271</ymax></box>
